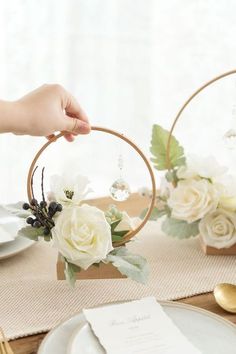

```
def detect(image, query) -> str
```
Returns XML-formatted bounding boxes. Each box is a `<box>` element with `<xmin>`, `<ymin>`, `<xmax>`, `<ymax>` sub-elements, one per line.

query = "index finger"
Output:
<box><xmin>64</xmin><ymin>92</ymin><xmax>89</xmax><ymax>123</ymax></box>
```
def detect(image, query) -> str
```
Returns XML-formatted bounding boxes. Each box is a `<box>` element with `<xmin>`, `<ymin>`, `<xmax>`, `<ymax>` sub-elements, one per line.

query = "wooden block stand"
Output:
<box><xmin>57</xmin><ymin>254</ymin><xmax>126</xmax><ymax>280</ymax></box>
<box><xmin>199</xmin><ymin>235</ymin><xmax>236</xmax><ymax>255</ymax></box>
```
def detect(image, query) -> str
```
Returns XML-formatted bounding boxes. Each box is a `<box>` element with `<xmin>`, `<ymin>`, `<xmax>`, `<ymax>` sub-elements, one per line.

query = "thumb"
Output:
<box><xmin>63</xmin><ymin>115</ymin><xmax>91</xmax><ymax>135</ymax></box>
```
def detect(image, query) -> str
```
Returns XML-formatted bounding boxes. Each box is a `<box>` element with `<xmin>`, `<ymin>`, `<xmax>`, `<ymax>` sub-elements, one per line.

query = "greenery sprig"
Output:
<box><xmin>22</xmin><ymin>166</ymin><xmax>62</xmax><ymax>239</ymax></box>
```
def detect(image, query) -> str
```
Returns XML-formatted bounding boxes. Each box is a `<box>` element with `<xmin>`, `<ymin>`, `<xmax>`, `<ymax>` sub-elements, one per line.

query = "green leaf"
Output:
<box><xmin>17</xmin><ymin>226</ymin><xmax>44</xmax><ymax>241</ymax></box>
<box><xmin>64</xmin><ymin>260</ymin><xmax>81</xmax><ymax>287</ymax></box>
<box><xmin>44</xmin><ymin>235</ymin><xmax>51</xmax><ymax>242</ymax></box>
<box><xmin>140</xmin><ymin>206</ymin><xmax>170</xmax><ymax>220</ymax></box>
<box><xmin>112</xmin><ymin>230</ymin><xmax>129</xmax><ymax>237</ymax></box>
<box><xmin>111</xmin><ymin>219</ymin><xmax>122</xmax><ymax>233</ymax></box>
<box><xmin>165</xmin><ymin>170</ymin><xmax>179</xmax><ymax>184</ymax></box>
<box><xmin>0</xmin><ymin>202</ymin><xmax>31</xmax><ymax>219</ymax></box>
<box><xmin>150</xmin><ymin>124</ymin><xmax>186</xmax><ymax>171</ymax></box>
<box><xmin>105</xmin><ymin>205</ymin><xmax>123</xmax><ymax>224</ymax></box>
<box><xmin>162</xmin><ymin>217</ymin><xmax>199</xmax><ymax>239</ymax></box>
<box><xmin>64</xmin><ymin>262</ymin><xmax>76</xmax><ymax>288</ymax></box>
<box><xmin>111</xmin><ymin>220</ymin><xmax>129</xmax><ymax>242</ymax></box>
<box><xmin>106</xmin><ymin>247</ymin><xmax>149</xmax><ymax>284</ymax></box>
<box><xmin>112</xmin><ymin>235</ymin><xmax>123</xmax><ymax>242</ymax></box>
<box><xmin>69</xmin><ymin>263</ymin><xmax>81</xmax><ymax>273</ymax></box>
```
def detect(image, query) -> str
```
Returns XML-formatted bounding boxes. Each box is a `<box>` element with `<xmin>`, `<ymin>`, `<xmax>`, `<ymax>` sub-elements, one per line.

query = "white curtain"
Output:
<box><xmin>1</xmin><ymin>0</ymin><xmax>236</xmax><ymax>203</ymax></box>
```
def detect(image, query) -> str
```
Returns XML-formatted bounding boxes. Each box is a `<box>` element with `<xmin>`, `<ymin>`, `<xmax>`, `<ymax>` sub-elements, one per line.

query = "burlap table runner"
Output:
<box><xmin>1</xmin><ymin>221</ymin><xmax>236</xmax><ymax>339</ymax></box>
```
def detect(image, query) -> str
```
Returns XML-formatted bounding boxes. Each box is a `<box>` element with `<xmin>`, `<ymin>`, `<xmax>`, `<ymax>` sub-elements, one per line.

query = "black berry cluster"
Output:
<box><xmin>23</xmin><ymin>199</ymin><xmax>62</xmax><ymax>236</ymax></box>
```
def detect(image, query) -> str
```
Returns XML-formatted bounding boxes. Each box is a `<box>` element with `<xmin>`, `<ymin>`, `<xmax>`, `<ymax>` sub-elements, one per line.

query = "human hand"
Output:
<box><xmin>8</xmin><ymin>84</ymin><xmax>90</xmax><ymax>141</ymax></box>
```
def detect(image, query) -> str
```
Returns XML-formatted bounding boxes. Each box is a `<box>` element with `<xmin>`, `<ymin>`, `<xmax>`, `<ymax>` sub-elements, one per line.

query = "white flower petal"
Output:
<box><xmin>199</xmin><ymin>209</ymin><xmax>236</xmax><ymax>249</ymax></box>
<box><xmin>177</xmin><ymin>154</ymin><xmax>227</xmax><ymax>180</ymax></box>
<box><xmin>52</xmin><ymin>204</ymin><xmax>113</xmax><ymax>269</ymax></box>
<box><xmin>49</xmin><ymin>173</ymin><xmax>91</xmax><ymax>206</ymax></box>
<box><xmin>168</xmin><ymin>179</ymin><xmax>219</xmax><ymax>223</ymax></box>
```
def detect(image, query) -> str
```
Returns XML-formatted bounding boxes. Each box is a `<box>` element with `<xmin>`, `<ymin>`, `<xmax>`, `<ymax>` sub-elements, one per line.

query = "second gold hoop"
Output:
<box><xmin>166</xmin><ymin>69</ymin><xmax>236</xmax><ymax>171</ymax></box>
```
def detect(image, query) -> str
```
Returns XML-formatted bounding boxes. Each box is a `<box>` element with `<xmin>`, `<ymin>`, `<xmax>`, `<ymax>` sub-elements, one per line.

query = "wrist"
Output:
<box><xmin>0</xmin><ymin>100</ymin><xmax>21</xmax><ymax>133</ymax></box>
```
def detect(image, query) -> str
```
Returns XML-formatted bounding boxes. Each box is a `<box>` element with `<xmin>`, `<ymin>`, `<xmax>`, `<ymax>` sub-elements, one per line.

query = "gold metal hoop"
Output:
<box><xmin>166</xmin><ymin>69</ymin><xmax>236</xmax><ymax>170</ymax></box>
<box><xmin>27</xmin><ymin>126</ymin><xmax>156</xmax><ymax>246</ymax></box>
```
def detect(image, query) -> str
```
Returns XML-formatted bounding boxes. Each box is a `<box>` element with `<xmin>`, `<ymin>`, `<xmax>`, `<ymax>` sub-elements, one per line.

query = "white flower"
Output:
<box><xmin>167</xmin><ymin>179</ymin><xmax>219</xmax><ymax>223</ymax></box>
<box><xmin>160</xmin><ymin>176</ymin><xmax>172</xmax><ymax>198</ymax></box>
<box><xmin>214</xmin><ymin>175</ymin><xmax>236</xmax><ymax>211</ymax></box>
<box><xmin>115</xmin><ymin>211</ymin><xmax>135</xmax><ymax>231</ymax></box>
<box><xmin>219</xmin><ymin>196</ymin><xmax>236</xmax><ymax>211</ymax></box>
<box><xmin>52</xmin><ymin>204</ymin><xmax>113</xmax><ymax>269</ymax></box>
<box><xmin>177</xmin><ymin>155</ymin><xmax>227</xmax><ymax>180</ymax></box>
<box><xmin>49</xmin><ymin>173</ymin><xmax>92</xmax><ymax>206</ymax></box>
<box><xmin>199</xmin><ymin>209</ymin><xmax>236</xmax><ymax>249</ymax></box>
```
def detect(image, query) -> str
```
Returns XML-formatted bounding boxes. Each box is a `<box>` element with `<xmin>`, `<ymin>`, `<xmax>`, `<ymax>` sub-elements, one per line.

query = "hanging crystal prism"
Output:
<box><xmin>110</xmin><ymin>154</ymin><xmax>131</xmax><ymax>201</ymax></box>
<box><xmin>223</xmin><ymin>128</ymin><xmax>236</xmax><ymax>150</ymax></box>
<box><xmin>110</xmin><ymin>178</ymin><xmax>131</xmax><ymax>201</ymax></box>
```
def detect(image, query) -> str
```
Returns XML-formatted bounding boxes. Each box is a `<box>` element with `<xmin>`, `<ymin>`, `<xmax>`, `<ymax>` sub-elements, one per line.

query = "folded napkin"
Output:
<box><xmin>0</xmin><ymin>218</ymin><xmax>22</xmax><ymax>244</ymax></box>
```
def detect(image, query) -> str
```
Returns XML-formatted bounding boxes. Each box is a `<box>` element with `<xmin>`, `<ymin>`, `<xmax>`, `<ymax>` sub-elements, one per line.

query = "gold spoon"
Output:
<box><xmin>214</xmin><ymin>283</ymin><xmax>236</xmax><ymax>313</ymax></box>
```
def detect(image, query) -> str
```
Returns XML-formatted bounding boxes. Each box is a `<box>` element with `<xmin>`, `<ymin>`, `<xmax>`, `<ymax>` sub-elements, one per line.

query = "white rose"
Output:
<box><xmin>167</xmin><ymin>179</ymin><xmax>219</xmax><ymax>223</ymax></box>
<box><xmin>199</xmin><ymin>209</ymin><xmax>236</xmax><ymax>249</ymax></box>
<box><xmin>177</xmin><ymin>155</ymin><xmax>227</xmax><ymax>180</ymax></box>
<box><xmin>115</xmin><ymin>211</ymin><xmax>135</xmax><ymax>231</ymax></box>
<box><xmin>52</xmin><ymin>204</ymin><xmax>113</xmax><ymax>269</ymax></box>
<box><xmin>214</xmin><ymin>175</ymin><xmax>236</xmax><ymax>211</ymax></box>
<box><xmin>49</xmin><ymin>174</ymin><xmax>92</xmax><ymax>206</ymax></box>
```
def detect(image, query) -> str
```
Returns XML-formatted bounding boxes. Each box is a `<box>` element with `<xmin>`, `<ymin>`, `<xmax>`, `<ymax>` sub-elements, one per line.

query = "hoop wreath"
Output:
<box><xmin>27</xmin><ymin>126</ymin><xmax>156</xmax><ymax>246</ymax></box>
<box><xmin>165</xmin><ymin>69</ymin><xmax>236</xmax><ymax>255</ymax></box>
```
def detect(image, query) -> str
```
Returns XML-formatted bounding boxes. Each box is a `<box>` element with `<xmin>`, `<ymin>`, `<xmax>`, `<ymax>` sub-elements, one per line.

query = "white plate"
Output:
<box><xmin>38</xmin><ymin>301</ymin><xmax>236</xmax><ymax>354</ymax></box>
<box><xmin>0</xmin><ymin>236</ymin><xmax>35</xmax><ymax>260</ymax></box>
<box><xmin>68</xmin><ymin>324</ymin><xmax>104</xmax><ymax>354</ymax></box>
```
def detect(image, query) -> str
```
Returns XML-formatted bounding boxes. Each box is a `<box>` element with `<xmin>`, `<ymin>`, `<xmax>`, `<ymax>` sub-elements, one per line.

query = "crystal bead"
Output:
<box><xmin>223</xmin><ymin>129</ymin><xmax>236</xmax><ymax>150</ymax></box>
<box><xmin>109</xmin><ymin>178</ymin><xmax>131</xmax><ymax>201</ymax></box>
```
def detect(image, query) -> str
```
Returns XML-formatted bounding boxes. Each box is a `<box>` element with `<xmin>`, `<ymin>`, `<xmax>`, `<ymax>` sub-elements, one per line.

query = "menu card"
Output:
<box><xmin>83</xmin><ymin>297</ymin><xmax>201</xmax><ymax>354</ymax></box>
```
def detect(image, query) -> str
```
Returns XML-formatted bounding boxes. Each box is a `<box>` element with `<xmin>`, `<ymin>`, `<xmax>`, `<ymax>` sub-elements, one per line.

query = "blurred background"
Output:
<box><xmin>1</xmin><ymin>0</ymin><xmax>236</xmax><ymax>203</ymax></box>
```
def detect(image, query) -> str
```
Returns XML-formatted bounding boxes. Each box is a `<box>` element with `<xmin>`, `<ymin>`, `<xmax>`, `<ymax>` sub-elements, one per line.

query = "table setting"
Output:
<box><xmin>1</xmin><ymin>70</ymin><xmax>236</xmax><ymax>353</ymax></box>
<box><xmin>0</xmin><ymin>207</ymin><xmax>34</xmax><ymax>261</ymax></box>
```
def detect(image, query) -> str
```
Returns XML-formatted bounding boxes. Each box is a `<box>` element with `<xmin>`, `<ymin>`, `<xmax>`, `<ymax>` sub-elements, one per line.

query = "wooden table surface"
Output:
<box><xmin>9</xmin><ymin>292</ymin><xmax>236</xmax><ymax>354</ymax></box>
<box><xmin>6</xmin><ymin>194</ymin><xmax>236</xmax><ymax>353</ymax></box>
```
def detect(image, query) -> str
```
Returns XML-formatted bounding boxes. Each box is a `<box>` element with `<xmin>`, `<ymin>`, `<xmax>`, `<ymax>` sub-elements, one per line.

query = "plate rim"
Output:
<box><xmin>38</xmin><ymin>299</ymin><xmax>236</xmax><ymax>354</ymax></box>
<box><xmin>67</xmin><ymin>323</ymin><xmax>88</xmax><ymax>354</ymax></box>
<box><xmin>0</xmin><ymin>236</ymin><xmax>35</xmax><ymax>260</ymax></box>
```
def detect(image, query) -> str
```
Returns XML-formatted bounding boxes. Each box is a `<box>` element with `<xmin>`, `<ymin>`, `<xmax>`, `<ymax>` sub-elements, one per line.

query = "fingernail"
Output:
<box><xmin>79</xmin><ymin>121</ymin><xmax>91</xmax><ymax>133</ymax></box>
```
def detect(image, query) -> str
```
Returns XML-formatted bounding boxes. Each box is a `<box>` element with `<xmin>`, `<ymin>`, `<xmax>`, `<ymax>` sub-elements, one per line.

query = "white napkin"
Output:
<box><xmin>0</xmin><ymin>218</ymin><xmax>22</xmax><ymax>244</ymax></box>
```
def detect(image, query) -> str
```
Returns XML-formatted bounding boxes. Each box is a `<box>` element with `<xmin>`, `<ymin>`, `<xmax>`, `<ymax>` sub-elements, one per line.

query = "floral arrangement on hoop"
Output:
<box><xmin>5</xmin><ymin>168</ymin><xmax>148</xmax><ymax>287</ymax></box>
<box><xmin>143</xmin><ymin>124</ymin><xmax>236</xmax><ymax>249</ymax></box>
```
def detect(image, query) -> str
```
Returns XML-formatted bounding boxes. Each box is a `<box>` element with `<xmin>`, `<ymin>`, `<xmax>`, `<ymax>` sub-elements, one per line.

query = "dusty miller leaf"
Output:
<box><xmin>140</xmin><ymin>206</ymin><xmax>169</xmax><ymax>220</ymax></box>
<box><xmin>64</xmin><ymin>260</ymin><xmax>81</xmax><ymax>288</ymax></box>
<box><xmin>106</xmin><ymin>247</ymin><xmax>149</xmax><ymax>284</ymax></box>
<box><xmin>17</xmin><ymin>226</ymin><xmax>44</xmax><ymax>241</ymax></box>
<box><xmin>150</xmin><ymin>124</ymin><xmax>185</xmax><ymax>171</ymax></box>
<box><xmin>162</xmin><ymin>217</ymin><xmax>199</xmax><ymax>239</ymax></box>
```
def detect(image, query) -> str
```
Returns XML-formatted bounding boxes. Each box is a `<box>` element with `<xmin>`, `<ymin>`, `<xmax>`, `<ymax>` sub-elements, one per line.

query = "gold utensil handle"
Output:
<box><xmin>0</xmin><ymin>328</ymin><xmax>14</xmax><ymax>354</ymax></box>
<box><xmin>0</xmin><ymin>341</ymin><xmax>6</xmax><ymax>354</ymax></box>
